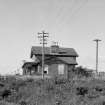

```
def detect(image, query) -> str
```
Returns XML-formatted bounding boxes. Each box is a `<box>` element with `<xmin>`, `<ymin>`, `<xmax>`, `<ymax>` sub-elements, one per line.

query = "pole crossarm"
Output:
<box><xmin>38</xmin><ymin>31</ymin><xmax>49</xmax><ymax>36</ymax></box>
<box><xmin>93</xmin><ymin>39</ymin><xmax>101</xmax><ymax>42</ymax></box>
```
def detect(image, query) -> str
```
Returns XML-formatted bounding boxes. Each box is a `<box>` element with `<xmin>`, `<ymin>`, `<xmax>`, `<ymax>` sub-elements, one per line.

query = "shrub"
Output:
<box><xmin>95</xmin><ymin>86</ymin><xmax>103</xmax><ymax>92</ymax></box>
<box><xmin>54</xmin><ymin>76</ymin><xmax>68</xmax><ymax>85</ymax></box>
<box><xmin>102</xmin><ymin>101</ymin><xmax>105</xmax><ymax>105</ymax></box>
<box><xmin>1</xmin><ymin>89</ymin><xmax>11</xmax><ymax>99</ymax></box>
<box><xmin>0</xmin><ymin>82</ymin><xmax>5</xmax><ymax>87</ymax></box>
<box><xmin>25</xmin><ymin>78</ymin><xmax>34</xmax><ymax>83</ymax></box>
<box><xmin>19</xmin><ymin>100</ymin><xmax>28</xmax><ymax>105</ymax></box>
<box><xmin>74</xmin><ymin>66</ymin><xmax>92</xmax><ymax>77</ymax></box>
<box><xmin>76</xmin><ymin>87</ymin><xmax>88</xmax><ymax>96</ymax></box>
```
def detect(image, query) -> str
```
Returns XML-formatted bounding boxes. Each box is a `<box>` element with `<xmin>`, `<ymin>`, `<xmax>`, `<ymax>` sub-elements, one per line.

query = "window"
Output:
<box><xmin>58</xmin><ymin>64</ymin><xmax>65</xmax><ymax>74</ymax></box>
<box><xmin>44</xmin><ymin>65</ymin><xmax>49</xmax><ymax>74</ymax></box>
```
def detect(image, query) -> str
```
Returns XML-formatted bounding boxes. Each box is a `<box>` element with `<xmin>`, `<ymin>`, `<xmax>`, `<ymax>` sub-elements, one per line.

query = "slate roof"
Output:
<box><xmin>31</xmin><ymin>46</ymin><xmax>78</xmax><ymax>57</ymax></box>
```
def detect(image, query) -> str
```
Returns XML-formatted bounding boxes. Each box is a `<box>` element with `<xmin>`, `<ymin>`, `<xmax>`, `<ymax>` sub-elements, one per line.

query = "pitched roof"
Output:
<box><xmin>44</xmin><ymin>57</ymin><xmax>78</xmax><ymax>65</ymax></box>
<box><xmin>31</xmin><ymin>46</ymin><xmax>78</xmax><ymax>57</ymax></box>
<box><xmin>57</xmin><ymin>57</ymin><xmax>78</xmax><ymax>65</ymax></box>
<box><xmin>22</xmin><ymin>62</ymin><xmax>37</xmax><ymax>68</ymax></box>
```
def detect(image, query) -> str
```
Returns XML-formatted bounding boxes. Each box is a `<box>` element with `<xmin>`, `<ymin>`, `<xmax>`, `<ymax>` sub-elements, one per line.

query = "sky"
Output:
<box><xmin>0</xmin><ymin>0</ymin><xmax>105</xmax><ymax>74</ymax></box>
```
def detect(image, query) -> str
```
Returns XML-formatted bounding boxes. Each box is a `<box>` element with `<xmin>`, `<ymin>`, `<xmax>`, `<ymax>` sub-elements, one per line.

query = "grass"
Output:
<box><xmin>0</xmin><ymin>76</ymin><xmax>105</xmax><ymax>105</ymax></box>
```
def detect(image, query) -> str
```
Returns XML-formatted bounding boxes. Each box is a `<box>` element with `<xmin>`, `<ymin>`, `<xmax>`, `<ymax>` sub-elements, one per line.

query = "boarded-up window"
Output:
<box><xmin>44</xmin><ymin>65</ymin><xmax>49</xmax><ymax>74</ymax></box>
<box><xmin>58</xmin><ymin>64</ymin><xmax>65</xmax><ymax>74</ymax></box>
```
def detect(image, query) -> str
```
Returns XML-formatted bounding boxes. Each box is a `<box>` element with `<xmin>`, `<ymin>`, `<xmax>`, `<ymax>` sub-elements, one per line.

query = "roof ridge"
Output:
<box><xmin>31</xmin><ymin>46</ymin><xmax>74</xmax><ymax>49</ymax></box>
<box><xmin>31</xmin><ymin>46</ymin><xmax>78</xmax><ymax>57</ymax></box>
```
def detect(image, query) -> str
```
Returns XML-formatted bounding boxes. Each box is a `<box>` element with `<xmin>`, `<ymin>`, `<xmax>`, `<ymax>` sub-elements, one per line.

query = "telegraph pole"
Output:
<box><xmin>38</xmin><ymin>30</ymin><xmax>49</xmax><ymax>79</ymax></box>
<box><xmin>93</xmin><ymin>39</ymin><xmax>101</xmax><ymax>73</ymax></box>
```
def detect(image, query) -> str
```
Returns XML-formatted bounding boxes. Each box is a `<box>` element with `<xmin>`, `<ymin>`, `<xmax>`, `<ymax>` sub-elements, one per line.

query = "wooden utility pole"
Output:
<box><xmin>93</xmin><ymin>39</ymin><xmax>101</xmax><ymax>73</ymax></box>
<box><xmin>38</xmin><ymin>30</ymin><xmax>49</xmax><ymax>79</ymax></box>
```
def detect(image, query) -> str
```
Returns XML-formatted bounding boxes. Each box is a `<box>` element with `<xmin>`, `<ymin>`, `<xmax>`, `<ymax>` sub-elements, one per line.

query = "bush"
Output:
<box><xmin>95</xmin><ymin>86</ymin><xmax>103</xmax><ymax>92</ymax></box>
<box><xmin>76</xmin><ymin>87</ymin><xmax>88</xmax><ymax>96</ymax></box>
<box><xmin>0</xmin><ymin>82</ymin><xmax>5</xmax><ymax>87</ymax></box>
<box><xmin>25</xmin><ymin>78</ymin><xmax>34</xmax><ymax>83</ymax></box>
<box><xmin>1</xmin><ymin>89</ymin><xmax>11</xmax><ymax>99</ymax></box>
<box><xmin>54</xmin><ymin>76</ymin><xmax>68</xmax><ymax>85</ymax></box>
<box><xmin>19</xmin><ymin>100</ymin><xmax>27</xmax><ymax>105</ymax></box>
<box><xmin>74</xmin><ymin>66</ymin><xmax>92</xmax><ymax>77</ymax></box>
<box><xmin>102</xmin><ymin>101</ymin><xmax>105</xmax><ymax>105</ymax></box>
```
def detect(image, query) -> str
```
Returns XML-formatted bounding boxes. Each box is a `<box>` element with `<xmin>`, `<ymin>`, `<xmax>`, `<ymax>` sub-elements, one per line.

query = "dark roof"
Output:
<box><xmin>45</xmin><ymin>57</ymin><xmax>78</xmax><ymax>65</ymax></box>
<box><xmin>31</xmin><ymin>46</ymin><xmax>78</xmax><ymax>57</ymax></box>
<box><xmin>57</xmin><ymin>57</ymin><xmax>78</xmax><ymax>65</ymax></box>
<box><xmin>22</xmin><ymin>62</ymin><xmax>39</xmax><ymax>68</ymax></box>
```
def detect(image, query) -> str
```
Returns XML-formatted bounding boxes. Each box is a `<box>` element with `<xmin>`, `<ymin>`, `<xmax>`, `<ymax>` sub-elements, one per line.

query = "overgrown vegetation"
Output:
<box><xmin>74</xmin><ymin>66</ymin><xmax>92</xmax><ymax>77</ymax></box>
<box><xmin>0</xmin><ymin>68</ymin><xmax>105</xmax><ymax>105</ymax></box>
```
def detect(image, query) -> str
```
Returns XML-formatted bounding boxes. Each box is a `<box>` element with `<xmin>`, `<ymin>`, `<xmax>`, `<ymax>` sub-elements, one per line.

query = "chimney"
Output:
<box><xmin>50</xmin><ymin>42</ymin><xmax>59</xmax><ymax>53</ymax></box>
